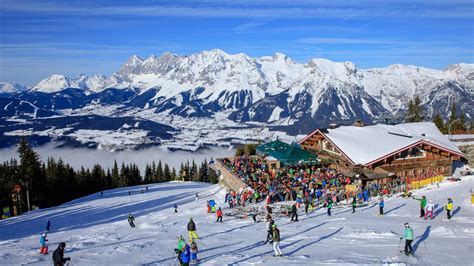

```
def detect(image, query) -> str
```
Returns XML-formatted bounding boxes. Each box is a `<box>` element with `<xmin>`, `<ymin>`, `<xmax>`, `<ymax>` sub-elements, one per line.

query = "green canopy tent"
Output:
<box><xmin>256</xmin><ymin>140</ymin><xmax>318</xmax><ymax>165</ymax></box>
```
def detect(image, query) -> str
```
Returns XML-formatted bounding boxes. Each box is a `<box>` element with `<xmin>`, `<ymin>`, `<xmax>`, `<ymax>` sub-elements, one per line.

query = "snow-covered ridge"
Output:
<box><xmin>0</xmin><ymin>82</ymin><xmax>28</xmax><ymax>93</ymax></box>
<box><xmin>26</xmin><ymin>50</ymin><xmax>473</xmax><ymax>96</ymax></box>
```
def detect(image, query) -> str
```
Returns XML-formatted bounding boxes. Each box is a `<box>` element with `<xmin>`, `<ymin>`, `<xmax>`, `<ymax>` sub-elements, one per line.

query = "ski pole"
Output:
<box><xmin>397</xmin><ymin>238</ymin><xmax>402</xmax><ymax>254</ymax></box>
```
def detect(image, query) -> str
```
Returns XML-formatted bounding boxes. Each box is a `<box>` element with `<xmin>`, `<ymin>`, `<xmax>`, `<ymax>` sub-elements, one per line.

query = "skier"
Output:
<box><xmin>46</xmin><ymin>220</ymin><xmax>51</xmax><ymax>232</ymax></box>
<box><xmin>400</xmin><ymin>223</ymin><xmax>414</xmax><ymax>256</ymax></box>
<box><xmin>207</xmin><ymin>201</ymin><xmax>211</xmax><ymax>213</ymax></box>
<box><xmin>195</xmin><ymin>193</ymin><xmax>199</xmax><ymax>201</ymax></box>
<box><xmin>209</xmin><ymin>199</ymin><xmax>216</xmax><ymax>213</ymax></box>
<box><xmin>413</xmin><ymin>195</ymin><xmax>427</xmax><ymax>218</ymax></box>
<box><xmin>146</xmin><ymin>186</ymin><xmax>148</xmax><ymax>192</ymax></box>
<box><xmin>52</xmin><ymin>242</ymin><xmax>70</xmax><ymax>266</ymax></box>
<box><xmin>128</xmin><ymin>213</ymin><xmax>136</xmax><ymax>228</ymax></box>
<box><xmin>174</xmin><ymin>203</ymin><xmax>178</xmax><ymax>213</ymax></box>
<box><xmin>290</xmin><ymin>202</ymin><xmax>299</xmax><ymax>221</ymax></box>
<box><xmin>304</xmin><ymin>197</ymin><xmax>310</xmax><ymax>214</ymax></box>
<box><xmin>181</xmin><ymin>242</ymin><xmax>191</xmax><ymax>266</ymax></box>
<box><xmin>39</xmin><ymin>233</ymin><xmax>48</xmax><ymax>255</ymax></box>
<box><xmin>216</xmin><ymin>207</ymin><xmax>223</xmax><ymax>222</ymax></box>
<box><xmin>327</xmin><ymin>198</ymin><xmax>333</xmax><ymax>216</ymax></box>
<box><xmin>187</xmin><ymin>218</ymin><xmax>199</xmax><ymax>242</ymax></box>
<box><xmin>272</xmin><ymin>224</ymin><xmax>283</xmax><ymax>257</ymax></box>
<box><xmin>190</xmin><ymin>241</ymin><xmax>198</xmax><ymax>264</ymax></box>
<box><xmin>351</xmin><ymin>196</ymin><xmax>357</xmax><ymax>213</ymax></box>
<box><xmin>379</xmin><ymin>197</ymin><xmax>384</xmax><ymax>215</ymax></box>
<box><xmin>424</xmin><ymin>200</ymin><xmax>435</xmax><ymax>220</ymax></box>
<box><xmin>445</xmin><ymin>198</ymin><xmax>453</xmax><ymax>220</ymax></box>
<box><xmin>264</xmin><ymin>217</ymin><xmax>274</xmax><ymax>244</ymax></box>
<box><xmin>176</xmin><ymin>236</ymin><xmax>185</xmax><ymax>265</ymax></box>
<box><xmin>100</xmin><ymin>191</ymin><xmax>103</xmax><ymax>197</ymax></box>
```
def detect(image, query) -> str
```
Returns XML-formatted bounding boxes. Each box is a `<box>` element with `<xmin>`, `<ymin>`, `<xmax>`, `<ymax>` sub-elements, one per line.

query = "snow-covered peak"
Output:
<box><xmin>0</xmin><ymin>82</ymin><xmax>28</xmax><ymax>93</ymax></box>
<box><xmin>307</xmin><ymin>58</ymin><xmax>358</xmax><ymax>77</ymax></box>
<box><xmin>32</xmin><ymin>74</ymin><xmax>73</xmax><ymax>93</ymax></box>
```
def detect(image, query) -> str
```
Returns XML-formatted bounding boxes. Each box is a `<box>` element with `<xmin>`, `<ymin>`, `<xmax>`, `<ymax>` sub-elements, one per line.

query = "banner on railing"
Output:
<box><xmin>409</xmin><ymin>175</ymin><xmax>444</xmax><ymax>190</ymax></box>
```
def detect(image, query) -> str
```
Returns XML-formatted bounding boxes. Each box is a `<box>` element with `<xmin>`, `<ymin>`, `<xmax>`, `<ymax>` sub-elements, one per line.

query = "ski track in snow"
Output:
<box><xmin>0</xmin><ymin>177</ymin><xmax>473</xmax><ymax>265</ymax></box>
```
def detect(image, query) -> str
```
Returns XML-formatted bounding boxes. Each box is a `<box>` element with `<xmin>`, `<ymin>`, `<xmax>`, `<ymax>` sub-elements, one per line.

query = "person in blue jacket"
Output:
<box><xmin>181</xmin><ymin>242</ymin><xmax>191</xmax><ymax>266</ymax></box>
<box><xmin>379</xmin><ymin>197</ymin><xmax>385</xmax><ymax>215</ymax></box>
<box><xmin>39</xmin><ymin>233</ymin><xmax>48</xmax><ymax>255</ymax></box>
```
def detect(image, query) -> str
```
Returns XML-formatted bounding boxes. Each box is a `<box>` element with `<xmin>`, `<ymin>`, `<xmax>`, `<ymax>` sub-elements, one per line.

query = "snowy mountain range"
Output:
<box><xmin>1</xmin><ymin>50</ymin><xmax>472</xmax><ymax>150</ymax></box>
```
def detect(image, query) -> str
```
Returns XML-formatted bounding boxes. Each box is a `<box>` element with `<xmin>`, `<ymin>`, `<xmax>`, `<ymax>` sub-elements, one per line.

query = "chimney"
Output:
<box><xmin>354</xmin><ymin>119</ymin><xmax>364</xmax><ymax>127</ymax></box>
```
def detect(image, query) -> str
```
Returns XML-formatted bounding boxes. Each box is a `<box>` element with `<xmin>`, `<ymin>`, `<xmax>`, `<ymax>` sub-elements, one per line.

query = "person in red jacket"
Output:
<box><xmin>216</xmin><ymin>207</ymin><xmax>223</xmax><ymax>222</ymax></box>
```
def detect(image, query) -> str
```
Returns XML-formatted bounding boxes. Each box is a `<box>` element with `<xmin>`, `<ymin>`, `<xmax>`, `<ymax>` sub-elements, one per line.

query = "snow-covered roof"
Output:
<box><xmin>301</xmin><ymin>122</ymin><xmax>464</xmax><ymax>166</ymax></box>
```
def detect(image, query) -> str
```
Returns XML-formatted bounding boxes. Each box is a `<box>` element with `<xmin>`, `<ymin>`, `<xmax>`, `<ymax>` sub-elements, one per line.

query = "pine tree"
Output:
<box><xmin>191</xmin><ymin>160</ymin><xmax>199</xmax><ymax>181</ymax></box>
<box><xmin>406</xmin><ymin>95</ymin><xmax>424</xmax><ymax>122</ymax></box>
<box><xmin>164</xmin><ymin>164</ymin><xmax>171</xmax><ymax>182</ymax></box>
<box><xmin>459</xmin><ymin>111</ymin><xmax>467</xmax><ymax>131</ymax></box>
<box><xmin>111</xmin><ymin>160</ymin><xmax>120</xmax><ymax>188</ymax></box>
<box><xmin>144</xmin><ymin>164</ymin><xmax>152</xmax><ymax>184</ymax></box>
<box><xmin>171</xmin><ymin>167</ymin><xmax>177</xmax><ymax>181</ymax></box>
<box><xmin>433</xmin><ymin>114</ymin><xmax>446</xmax><ymax>134</ymax></box>
<box><xmin>208</xmin><ymin>168</ymin><xmax>219</xmax><ymax>184</ymax></box>
<box><xmin>156</xmin><ymin>160</ymin><xmax>164</xmax><ymax>183</ymax></box>
<box><xmin>18</xmin><ymin>138</ymin><xmax>46</xmax><ymax>209</ymax></box>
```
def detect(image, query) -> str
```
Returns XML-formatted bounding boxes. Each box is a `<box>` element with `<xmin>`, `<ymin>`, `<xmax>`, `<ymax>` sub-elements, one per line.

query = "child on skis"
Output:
<box><xmin>128</xmin><ymin>213</ymin><xmax>136</xmax><ymax>228</ymax></box>
<box><xmin>190</xmin><ymin>241</ymin><xmax>198</xmax><ymax>264</ymax></box>
<box><xmin>39</xmin><ymin>233</ymin><xmax>48</xmax><ymax>255</ymax></box>
<box><xmin>379</xmin><ymin>197</ymin><xmax>384</xmax><ymax>215</ymax></box>
<box><xmin>174</xmin><ymin>203</ymin><xmax>178</xmax><ymax>213</ymax></box>
<box><xmin>216</xmin><ymin>207</ymin><xmax>223</xmax><ymax>222</ymax></box>
<box><xmin>327</xmin><ymin>198</ymin><xmax>333</xmax><ymax>216</ymax></box>
<box><xmin>445</xmin><ymin>198</ymin><xmax>453</xmax><ymax>220</ymax></box>
<box><xmin>424</xmin><ymin>200</ymin><xmax>435</xmax><ymax>219</ymax></box>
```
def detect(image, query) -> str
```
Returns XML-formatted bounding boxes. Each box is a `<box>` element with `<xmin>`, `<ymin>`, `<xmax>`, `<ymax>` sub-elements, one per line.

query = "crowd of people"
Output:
<box><xmin>220</xmin><ymin>156</ymin><xmax>444</xmax><ymax>212</ymax></box>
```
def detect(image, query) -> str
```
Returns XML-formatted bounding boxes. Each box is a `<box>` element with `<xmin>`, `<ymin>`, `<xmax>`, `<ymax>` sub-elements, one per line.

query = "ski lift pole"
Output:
<box><xmin>26</xmin><ymin>181</ymin><xmax>31</xmax><ymax>212</ymax></box>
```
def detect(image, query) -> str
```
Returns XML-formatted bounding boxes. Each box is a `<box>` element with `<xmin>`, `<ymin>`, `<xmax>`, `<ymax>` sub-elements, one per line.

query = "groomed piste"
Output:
<box><xmin>0</xmin><ymin>176</ymin><xmax>473</xmax><ymax>265</ymax></box>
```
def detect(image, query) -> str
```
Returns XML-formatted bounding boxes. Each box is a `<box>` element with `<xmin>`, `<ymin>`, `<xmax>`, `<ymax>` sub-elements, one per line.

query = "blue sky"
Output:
<box><xmin>1</xmin><ymin>0</ymin><xmax>473</xmax><ymax>85</ymax></box>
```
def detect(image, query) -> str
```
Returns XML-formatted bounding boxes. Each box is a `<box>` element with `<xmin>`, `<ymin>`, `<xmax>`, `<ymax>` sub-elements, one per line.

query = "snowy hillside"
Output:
<box><xmin>1</xmin><ymin>177</ymin><xmax>473</xmax><ymax>265</ymax></box>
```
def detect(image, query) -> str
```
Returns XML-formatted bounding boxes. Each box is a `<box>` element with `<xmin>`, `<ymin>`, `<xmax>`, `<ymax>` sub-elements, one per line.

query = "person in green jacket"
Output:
<box><xmin>327</xmin><ymin>198</ymin><xmax>333</xmax><ymax>216</ymax></box>
<box><xmin>400</xmin><ymin>223</ymin><xmax>414</xmax><ymax>255</ymax></box>
<box><xmin>176</xmin><ymin>235</ymin><xmax>186</xmax><ymax>265</ymax></box>
<box><xmin>272</xmin><ymin>224</ymin><xmax>282</xmax><ymax>256</ymax></box>
<box><xmin>413</xmin><ymin>195</ymin><xmax>427</xmax><ymax>218</ymax></box>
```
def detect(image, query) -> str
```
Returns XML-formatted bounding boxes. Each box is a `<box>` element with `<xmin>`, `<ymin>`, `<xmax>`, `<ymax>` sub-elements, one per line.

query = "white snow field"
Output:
<box><xmin>1</xmin><ymin>177</ymin><xmax>473</xmax><ymax>265</ymax></box>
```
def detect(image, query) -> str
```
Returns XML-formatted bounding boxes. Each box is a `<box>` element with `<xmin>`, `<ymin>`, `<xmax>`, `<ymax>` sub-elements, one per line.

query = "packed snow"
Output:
<box><xmin>1</xmin><ymin>176</ymin><xmax>473</xmax><ymax>265</ymax></box>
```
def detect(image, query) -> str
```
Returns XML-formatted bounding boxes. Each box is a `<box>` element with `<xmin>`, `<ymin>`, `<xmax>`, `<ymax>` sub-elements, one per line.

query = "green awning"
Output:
<box><xmin>257</xmin><ymin>140</ymin><xmax>317</xmax><ymax>164</ymax></box>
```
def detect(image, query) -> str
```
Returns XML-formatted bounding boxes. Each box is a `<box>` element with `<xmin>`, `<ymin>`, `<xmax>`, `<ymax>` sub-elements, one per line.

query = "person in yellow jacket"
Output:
<box><xmin>445</xmin><ymin>198</ymin><xmax>453</xmax><ymax>220</ymax></box>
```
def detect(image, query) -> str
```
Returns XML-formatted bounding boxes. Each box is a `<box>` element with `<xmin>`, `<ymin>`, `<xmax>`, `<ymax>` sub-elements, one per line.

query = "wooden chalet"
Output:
<box><xmin>299</xmin><ymin>122</ymin><xmax>465</xmax><ymax>182</ymax></box>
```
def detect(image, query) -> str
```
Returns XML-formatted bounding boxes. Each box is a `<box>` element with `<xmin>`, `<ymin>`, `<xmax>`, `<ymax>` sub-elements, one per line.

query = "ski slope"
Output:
<box><xmin>0</xmin><ymin>177</ymin><xmax>473</xmax><ymax>265</ymax></box>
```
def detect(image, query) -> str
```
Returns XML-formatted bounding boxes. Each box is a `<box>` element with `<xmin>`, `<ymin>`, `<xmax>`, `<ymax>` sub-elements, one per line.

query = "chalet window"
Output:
<box><xmin>394</xmin><ymin>147</ymin><xmax>426</xmax><ymax>160</ymax></box>
<box><xmin>322</xmin><ymin>139</ymin><xmax>341</xmax><ymax>155</ymax></box>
